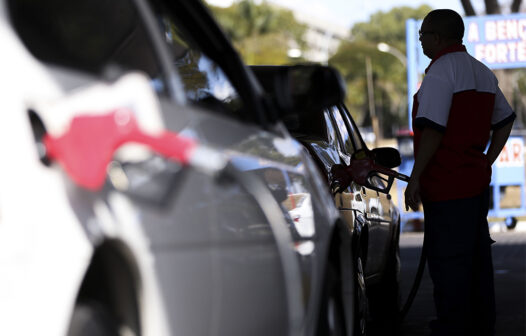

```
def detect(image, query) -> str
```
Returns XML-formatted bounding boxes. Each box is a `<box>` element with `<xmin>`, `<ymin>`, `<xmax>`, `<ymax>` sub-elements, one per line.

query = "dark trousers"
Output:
<box><xmin>423</xmin><ymin>189</ymin><xmax>496</xmax><ymax>336</ymax></box>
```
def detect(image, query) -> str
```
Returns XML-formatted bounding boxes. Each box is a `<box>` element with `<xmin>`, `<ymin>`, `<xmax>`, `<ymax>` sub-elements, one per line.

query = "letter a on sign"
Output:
<box><xmin>497</xmin><ymin>137</ymin><xmax>524</xmax><ymax>167</ymax></box>
<box><xmin>468</xmin><ymin>22</ymin><xmax>480</xmax><ymax>42</ymax></box>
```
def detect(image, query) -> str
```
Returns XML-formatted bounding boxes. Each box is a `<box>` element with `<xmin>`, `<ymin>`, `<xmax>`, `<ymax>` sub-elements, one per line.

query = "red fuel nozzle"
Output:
<box><xmin>44</xmin><ymin>108</ymin><xmax>226</xmax><ymax>190</ymax></box>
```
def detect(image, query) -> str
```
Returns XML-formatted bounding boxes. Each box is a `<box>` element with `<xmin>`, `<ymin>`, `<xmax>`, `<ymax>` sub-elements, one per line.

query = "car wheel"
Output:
<box><xmin>67</xmin><ymin>301</ymin><xmax>120</xmax><ymax>336</ymax></box>
<box><xmin>317</xmin><ymin>257</ymin><xmax>347</xmax><ymax>336</ymax></box>
<box><xmin>505</xmin><ymin>216</ymin><xmax>517</xmax><ymax>230</ymax></box>
<box><xmin>354</xmin><ymin>255</ymin><xmax>367</xmax><ymax>336</ymax></box>
<box><xmin>367</xmin><ymin>225</ymin><xmax>401</xmax><ymax>335</ymax></box>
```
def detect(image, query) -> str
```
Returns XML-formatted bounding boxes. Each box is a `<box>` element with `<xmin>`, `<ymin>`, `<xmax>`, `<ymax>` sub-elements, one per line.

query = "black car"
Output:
<box><xmin>252</xmin><ymin>65</ymin><xmax>405</xmax><ymax>334</ymax></box>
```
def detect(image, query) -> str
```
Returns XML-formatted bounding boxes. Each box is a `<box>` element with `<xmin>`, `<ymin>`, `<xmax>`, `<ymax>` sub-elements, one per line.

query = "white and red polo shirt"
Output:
<box><xmin>412</xmin><ymin>44</ymin><xmax>515</xmax><ymax>202</ymax></box>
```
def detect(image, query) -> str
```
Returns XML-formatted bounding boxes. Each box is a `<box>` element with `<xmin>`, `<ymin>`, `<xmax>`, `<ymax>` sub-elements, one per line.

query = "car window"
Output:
<box><xmin>323</xmin><ymin>110</ymin><xmax>340</xmax><ymax>150</ymax></box>
<box><xmin>339</xmin><ymin>105</ymin><xmax>365</xmax><ymax>151</ymax></box>
<box><xmin>8</xmin><ymin>0</ymin><xmax>169</xmax><ymax>95</ymax></box>
<box><xmin>147</xmin><ymin>1</ymin><xmax>246</xmax><ymax>121</ymax></box>
<box><xmin>330</xmin><ymin>106</ymin><xmax>355</xmax><ymax>155</ymax></box>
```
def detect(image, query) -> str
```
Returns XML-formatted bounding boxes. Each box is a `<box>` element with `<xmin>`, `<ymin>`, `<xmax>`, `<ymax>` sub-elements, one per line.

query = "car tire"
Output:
<box><xmin>505</xmin><ymin>216</ymin><xmax>517</xmax><ymax>230</ymax></box>
<box><xmin>67</xmin><ymin>301</ymin><xmax>120</xmax><ymax>336</ymax></box>
<box><xmin>367</xmin><ymin>224</ymin><xmax>401</xmax><ymax>335</ymax></box>
<box><xmin>353</xmin><ymin>255</ymin><xmax>367</xmax><ymax>336</ymax></box>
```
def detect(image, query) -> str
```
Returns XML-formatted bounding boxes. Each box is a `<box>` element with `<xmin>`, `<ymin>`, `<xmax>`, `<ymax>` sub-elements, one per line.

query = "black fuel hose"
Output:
<box><xmin>390</xmin><ymin>170</ymin><xmax>426</xmax><ymax>322</ymax></box>
<box><xmin>399</xmin><ymin>234</ymin><xmax>427</xmax><ymax>321</ymax></box>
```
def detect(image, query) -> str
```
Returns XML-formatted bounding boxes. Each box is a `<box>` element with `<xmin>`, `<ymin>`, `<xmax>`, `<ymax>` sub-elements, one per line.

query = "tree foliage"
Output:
<box><xmin>207</xmin><ymin>0</ymin><xmax>307</xmax><ymax>65</ymax></box>
<box><xmin>329</xmin><ymin>5</ymin><xmax>431</xmax><ymax>135</ymax></box>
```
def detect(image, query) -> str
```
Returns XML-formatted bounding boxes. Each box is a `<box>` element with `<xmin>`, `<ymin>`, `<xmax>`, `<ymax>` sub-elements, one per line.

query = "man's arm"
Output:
<box><xmin>486</xmin><ymin>121</ymin><xmax>513</xmax><ymax>165</ymax></box>
<box><xmin>404</xmin><ymin>128</ymin><xmax>444</xmax><ymax>211</ymax></box>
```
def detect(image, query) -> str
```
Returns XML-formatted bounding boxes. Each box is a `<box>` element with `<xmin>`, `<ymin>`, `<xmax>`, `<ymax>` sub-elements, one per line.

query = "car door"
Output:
<box><xmin>328</xmin><ymin>105</ymin><xmax>393</xmax><ymax>280</ymax></box>
<box><xmin>306</xmin><ymin>109</ymin><xmax>357</xmax><ymax>230</ymax></box>
<box><xmin>339</xmin><ymin>104</ymin><xmax>397</xmax><ymax>274</ymax></box>
<box><xmin>339</xmin><ymin>104</ymin><xmax>395</xmax><ymax>225</ymax></box>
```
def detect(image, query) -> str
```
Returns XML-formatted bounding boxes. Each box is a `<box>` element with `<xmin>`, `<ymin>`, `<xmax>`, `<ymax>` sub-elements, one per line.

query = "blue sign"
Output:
<box><xmin>464</xmin><ymin>14</ymin><xmax>526</xmax><ymax>69</ymax></box>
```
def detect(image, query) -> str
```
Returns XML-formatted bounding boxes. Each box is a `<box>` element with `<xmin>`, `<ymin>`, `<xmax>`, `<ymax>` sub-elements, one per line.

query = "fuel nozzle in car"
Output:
<box><xmin>33</xmin><ymin>72</ymin><xmax>228</xmax><ymax>191</ymax></box>
<box><xmin>43</xmin><ymin>108</ymin><xmax>228</xmax><ymax>191</ymax></box>
<box><xmin>330</xmin><ymin>150</ymin><xmax>409</xmax><ymax>195</ymax></box>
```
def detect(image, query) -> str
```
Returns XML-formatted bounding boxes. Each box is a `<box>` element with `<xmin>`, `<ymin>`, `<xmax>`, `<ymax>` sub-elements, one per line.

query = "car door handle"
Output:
<box><xmin>364</xmin><ymin>213</ymin><xmax>391</xmax><ymax>223</ymax></box>
<box><xmin>339</xmin><ymin>208</ymin><xmax>391</xmax><ymax>223</ymax></box>
<box><xmin>339</xmin><ymin>207</ymin><xmax>366</xmax><ymax>217</ymax></box>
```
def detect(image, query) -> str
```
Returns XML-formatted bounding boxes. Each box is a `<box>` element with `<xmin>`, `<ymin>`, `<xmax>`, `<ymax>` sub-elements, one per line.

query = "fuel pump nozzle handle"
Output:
<box><xmin>330</xmin><ymin>154</ymin><xmax>409</xmax><ymax>195</ymax></box>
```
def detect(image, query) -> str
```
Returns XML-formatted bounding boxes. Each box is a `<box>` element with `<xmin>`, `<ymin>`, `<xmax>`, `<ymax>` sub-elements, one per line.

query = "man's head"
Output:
<box><xmin>419</xmin><ymin>9</ymin><xmax>464</xmax><ymax>59</ymax></box>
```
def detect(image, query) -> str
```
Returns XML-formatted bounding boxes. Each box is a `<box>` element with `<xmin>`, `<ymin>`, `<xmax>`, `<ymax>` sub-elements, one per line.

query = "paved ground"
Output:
<box><xmin>398</xmin><ymin>231</ymin><xmax>526</xmax><ymax>336</ymax></box>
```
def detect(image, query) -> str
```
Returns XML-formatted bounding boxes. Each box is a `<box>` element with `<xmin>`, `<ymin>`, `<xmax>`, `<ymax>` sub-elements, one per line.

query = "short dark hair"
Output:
<box><xmin>425</xmin><ymin>9</ymin><xmax>464</xmax><ymax>41</ymax></box>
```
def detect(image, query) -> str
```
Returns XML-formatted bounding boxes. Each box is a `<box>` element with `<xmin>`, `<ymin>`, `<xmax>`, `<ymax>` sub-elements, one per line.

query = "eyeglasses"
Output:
<box><xmin>418</xmin><ymin>29</ymin><xmax>435</xmax><ymax>38</ymax></box>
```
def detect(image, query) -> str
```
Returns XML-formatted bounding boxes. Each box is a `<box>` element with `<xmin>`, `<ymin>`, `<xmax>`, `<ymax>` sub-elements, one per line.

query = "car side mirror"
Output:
<box><xmin>370</xmin><ymin>147</ymin><xmax>402</xmax><ymax>168</ymax></box>
<box><xmin>250</xmin><ymin>64</ymin><xmax>346</xmax><ymax>118</ymax></box>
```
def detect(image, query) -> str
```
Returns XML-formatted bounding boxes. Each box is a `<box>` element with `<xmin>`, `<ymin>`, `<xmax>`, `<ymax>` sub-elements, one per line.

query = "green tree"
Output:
<box><xmin>329</xmin><ymin>5</ymin><xmax>431</xmax><ymax>136</ymax></box>
<box><xmin>207</xmin><ymin>0</ymin><xmax>306</xmax><ymax>65</ymax></box>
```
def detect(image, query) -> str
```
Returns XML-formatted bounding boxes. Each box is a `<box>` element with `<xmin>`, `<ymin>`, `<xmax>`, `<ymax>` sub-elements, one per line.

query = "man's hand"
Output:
<box><xmin>404</xmin><ymin>178</ymin><xmax>421</xmax><ymax>211</ymax></box>
<box><xmin>404</xmin><ymin>127</ymin><xmax>443</xmax><ymax>211</ymax></box>
<box><xmin>487</xmin><ymin>120</ymin><xmax>513</xmax><ymax>166</ymax></box>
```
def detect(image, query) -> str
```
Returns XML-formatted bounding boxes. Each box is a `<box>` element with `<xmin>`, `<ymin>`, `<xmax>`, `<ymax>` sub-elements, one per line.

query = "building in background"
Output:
<box><xmin>290</xmin><ymin>9</ymin><xmax>350</xmax><ymax>64</ymax></box>
<box><xmin>204</xmin><ymin>0</ymin><xmax>350</xmax><ymax>64</ymax></box>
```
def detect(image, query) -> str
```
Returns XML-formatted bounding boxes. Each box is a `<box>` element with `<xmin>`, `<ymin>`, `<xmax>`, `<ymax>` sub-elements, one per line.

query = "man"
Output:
<box><xmin>404</xmin><ymin>9</ymin><xmax>515</xmax><ymax>336</ymax></box>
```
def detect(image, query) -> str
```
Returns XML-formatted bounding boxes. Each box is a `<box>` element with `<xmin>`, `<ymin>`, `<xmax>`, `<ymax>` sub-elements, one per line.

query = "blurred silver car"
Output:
<box><xmin>0</xmin><ymin>1</ymin><xmax>361</xmax><ymax>336</ymax></box>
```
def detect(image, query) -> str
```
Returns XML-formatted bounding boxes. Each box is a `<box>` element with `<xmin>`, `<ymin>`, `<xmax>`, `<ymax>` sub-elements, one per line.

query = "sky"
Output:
<box><xmin>205</xmin><ymin>0</ymin><xmax>487</xmax><ymax>29</ymax></box>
